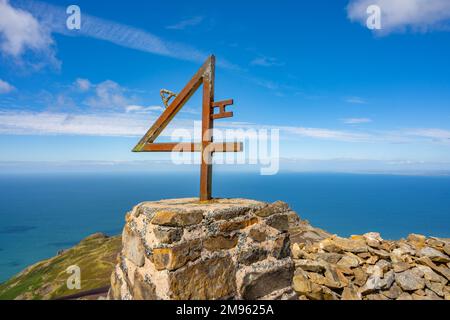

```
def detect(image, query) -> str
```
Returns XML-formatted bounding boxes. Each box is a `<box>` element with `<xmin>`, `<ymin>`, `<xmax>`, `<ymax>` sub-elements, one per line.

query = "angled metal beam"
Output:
<box><xmin>140</xmin><ymin>143</ymin><xmax>201</xmax><ymax>152</ymax></box>
<box><xmin>139</xmin><ymin>142</ymin><xmax>243</xmax><ymax>153</ymax></box>
<box><xmin>132</xmin><ymin>56</ymin><xmax>214</xmax><ymax>152</ymax></box>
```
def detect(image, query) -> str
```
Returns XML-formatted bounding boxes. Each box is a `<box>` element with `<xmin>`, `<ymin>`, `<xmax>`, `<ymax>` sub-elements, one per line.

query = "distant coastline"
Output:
<box><xmin>1</xmin><ymin>159</ymin><xmax>450</xmax><ymax>176</ymax></box>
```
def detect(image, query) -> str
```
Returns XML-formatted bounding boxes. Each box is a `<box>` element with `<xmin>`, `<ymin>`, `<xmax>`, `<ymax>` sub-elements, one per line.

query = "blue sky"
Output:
<box><xmin>1</xmin><ymin>0</ymin><xmax>450</xmax><ymax>172</ymax></box>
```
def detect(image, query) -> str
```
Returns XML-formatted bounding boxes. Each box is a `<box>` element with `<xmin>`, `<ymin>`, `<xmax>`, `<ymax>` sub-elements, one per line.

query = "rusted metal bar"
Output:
<box><xmin>140</xmin><ymin>142</ymin><xmax>242</xmax><ymax>152</ymax></box>
<box><xmin>211</xmin><ymin>112</ymin><xmax>233</xmax><ymax>120</ymax></box>
<box><xmin>213</xmin><ymin>99</ymin><xmax>234</xmax><ymax>110</ymax></box>
<box><xmin>210</xmin><ymin>142</ymin><xmax>243</xmax><ymax>152</ymax></box>
<box><xmin>212</xmin><ymin>99</ymin><xmax>234</xmax><ymax>120</ymax></box>
<box><xmin>141</xmin><ymin>143</ymin><xmax>201</xmax><ymax>152</ymax></box>
<box><xmin>200</xmin><ymin>56</ymin><xmax>215</xmax><ymax>201</ymax></box>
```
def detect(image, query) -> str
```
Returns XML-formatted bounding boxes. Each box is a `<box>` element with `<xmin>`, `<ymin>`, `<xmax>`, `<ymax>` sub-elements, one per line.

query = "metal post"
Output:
<box><xmin>200</xmin><ymin>56</ymin><xmax>215</xmax><ymax>201</ymax></box>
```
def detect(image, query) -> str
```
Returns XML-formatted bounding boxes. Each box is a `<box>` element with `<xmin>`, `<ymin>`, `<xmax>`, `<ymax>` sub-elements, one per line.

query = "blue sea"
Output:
<box><xmin>1</xmin><ymin>172</ymin><xmax>450</xmax><ymax>282</ymax></box>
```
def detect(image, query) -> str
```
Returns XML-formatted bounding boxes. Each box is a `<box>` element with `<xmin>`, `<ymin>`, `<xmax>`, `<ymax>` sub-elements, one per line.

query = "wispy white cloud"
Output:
<box><xmin>1</xmin><ymin>109</ymin><xmax>450</xmax><ymax>146</ymax></box>
<box><xmin>84</xmin><ymin>80</ymin><xmax>130</xmax><ymax>110</ymax></box>
<box><xmin>0</xmin><ymin>110</ymin><xmax>209</xmax><ymax>137</ymax></box>
<box><xmin>0</xmin><ymin>110</ymin><xmax>347</xmax><ymax>140</ymax></box>
<box><xmin>342</xmin><ymin>118</ymin><xmax>372</xmax><ymax>124</ymax></box>
<box><xmin>0</xmin><ymin>79</ymin><xmax>15</xmax><ymax>94</ymax></box>
<box><xmin>0</xmin><ymin>110</ymin><xmax>152</xmax><ymax>136</ymax></box>
<box><xmin>406</xmin><ymin>128</ymin><xmax>450</xmax><ymax>141</ymax></box>
<box><xmin>0</xmin><ymin>0</ymin><xmax>45</xmax><ymax>56</ymax></box>
<box><xmin>0</xmin><ymin>110</ymin><xmax>381</xmax><ymax>143</ymax></box>
<box><xmin>74</xmin><ymin>78</ymin><xmax>91</xmax><ymax>91</ymax></box>
<box><xmin>250</xmin><ymin>56</ymin><xmax>284</xmax><ymax>67</ymax></box>
<box><xmin>36</xmin><ymin>78</ymin><xmax>140</xmax><ymax>113</ymax></box>
<box><xmin>4</xmin><ymin>76</ymin><xmax>178</xmax><ymax>115</ymax></box>
<box><xmin>347</xmin><ymin>0</ymin><xmax>450</xmax><ymax>34</ymax></box>
<box><xmin>345</xmin><ymin>96</ymin><xmax>367</xmax><ymax>104</ymax></box>
<box><xmin>244</xmin><ymin>75</ymin><xmax>297</xmax><ymax>96</ymax></box>
<box><xmin>125</xmin><ymin>105</ymin><xmax>164</xmax><ymax>113</ymax></box>
<box><xmin>16</xmin><ymin>0</ymin><xmax>238</xmax><ymax>69</ymax></box>
<box><xmin>282</xmin><ymin>126</ymin><xmax>372</xmax><ymax>142</ymax></box>
<box><xmin>166</xmin><ymin>16</ymin><xmax>204</xmax><ymax>30</ymax></box>
<box><xmin>71</xmin><ymin>78</ymin><xmax>145</xmax><ymax>112</ymax></box>
<box><xmin>250</xmin><ymin>78</ymin><xmax>279</xmax><ymax>91</ymax></box>
<box><xmin>0</xmin><ymin>0</ymin><xmax>58</xmax><ymax>68</ymax></box>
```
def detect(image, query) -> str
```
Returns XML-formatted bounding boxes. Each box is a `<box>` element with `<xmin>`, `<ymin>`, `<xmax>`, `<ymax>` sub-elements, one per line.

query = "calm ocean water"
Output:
<box><xmin>1</xmin><ymin>172</ymin><xmax>450</xmax><ymax>282</ymax></box>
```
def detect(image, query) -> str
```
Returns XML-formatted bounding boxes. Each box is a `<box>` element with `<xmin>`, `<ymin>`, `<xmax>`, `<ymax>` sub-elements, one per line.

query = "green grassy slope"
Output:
<box><xmin>0</xmin><ymin>233</ymin><xmax>121</xmax><ymax>300</ymax></box>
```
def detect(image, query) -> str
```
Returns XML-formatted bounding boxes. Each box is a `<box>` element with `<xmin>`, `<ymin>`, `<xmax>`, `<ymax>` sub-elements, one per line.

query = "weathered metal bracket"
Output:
<box><xmin>212</xmin><ymin>99</ymin><xmax>234</xmax><ymax>120</ymax></box>
<box><xmin>160</xmin><ymin>89</ymin><xmax>177</xmax><ymax>108</ymax></box>
<box><xmin>133</xmin><ymin>55</ymin><xmax>243</xmax><ymax>201</ymax></box>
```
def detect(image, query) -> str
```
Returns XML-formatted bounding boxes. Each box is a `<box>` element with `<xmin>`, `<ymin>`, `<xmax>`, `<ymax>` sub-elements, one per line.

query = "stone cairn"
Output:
<box><xmin>108</xmin><ymin>198</ymin><xmax>298</xmax><ymax>300</ymax></box>
<box><xmin>108</xmin><ymin>197</ymin><xmax>450</xmax><ymax>300</ymax></box>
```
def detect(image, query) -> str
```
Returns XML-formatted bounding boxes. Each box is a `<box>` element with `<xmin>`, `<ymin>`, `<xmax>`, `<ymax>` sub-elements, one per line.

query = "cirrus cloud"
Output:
<box><xmin>250</xmin><ymin>56</ymin><xmax>284</xmax><ymax>67</ymax></box>
<box><xmin>125</xmin><ymin>105</ymin><xmax>164</xmax><ymax>113</ymax></box>
<box><xmin>166</xmin><ymin>16</ymin><xmax>204</xmax><ymax>30</ymax></box>
<box><xmin>1</xmin><ymin>109</ymin><xmax>450</xmax><ymax>146</ymax></box>
<box><xmin>345</xmin><ymin>96</ymin><xmax>367</xmax><ymax>104</ymax></box>
<box><xmin>0</xmin><ymin>79</ymin><xmax>15</xmax><ymax>94</ymax></box>
<box><xmin>342</xmin><ymin>118</ymin><xmax>372</xmax><ymax>124</ymax></box>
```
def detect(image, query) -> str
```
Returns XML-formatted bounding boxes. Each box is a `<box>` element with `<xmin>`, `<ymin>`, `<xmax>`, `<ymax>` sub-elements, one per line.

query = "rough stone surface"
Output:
<box><xmin>395</xmin><ymin>270</ymin><xmax>425</xmax><ymax>291</ymax></box>
<box><xmin>418</xmin><ymin>247</ymin><xmax>450</xmax><ymax>263</ymax></box>
<box><xmin>122</xmin><ymin>226</ymin><xmax>145</xmax><ymax>267</ymax></box>
<box><xmin>168</xmin><ymin>255</ymin><xmax>236</xmax><ymax>300</ymax></box>
<box><xmin>342</xmin><ymin>286</ymin><xmax>362</xmax><ymax>300</ymax></box>
<box><xmin>238</xmin><ymin>258</ymin><xmax>294</xmax><ymax>299</ymax></box>
<box><xmin>108</xmin><ymin>197</ymin><xmax>450</xmax><ymax>301</ymax></box>
<box><xmin>152</xmin><ymin>239</ymin><xmax>202</xmax><ymax>271</ymax></box>
<box><xmin>153</xmin><ymin>226</ymin><xmax>183</xmax><ymax>244</ymax></box>
<box><xmin>203</xmin><ymin>234</ymin><xmax>239</xmax><ymax>251</ymax></box>
<box><xmin>320</xmin><ymin>236</ymin><xmax>368</xmax><ymax>253</ymax></box>
<box><xmin>151</xmin><ymin>210</ymin><xmax>203</xmax><ymax>227</ymax></box>
<box><xmin>108</xmin><ymin>198</ymin><xmax>295</xmax><ymax>300</ymax></box>
<box><xmin>291</xmin><ymin>230</ymin><xmax>450</xmax><ymax>300</ymax></box>
<box><xmin>133</xmin><ymin>271</ymin><xmax>157</xmax><ymax>300</ymax></box>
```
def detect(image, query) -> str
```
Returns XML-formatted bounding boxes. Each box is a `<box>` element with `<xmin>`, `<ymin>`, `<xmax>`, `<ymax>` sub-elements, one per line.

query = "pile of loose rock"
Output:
<box><xmin>291</xmin><ymin>232</ymin><xmax>450</xmax><ymax>300</ymax></box>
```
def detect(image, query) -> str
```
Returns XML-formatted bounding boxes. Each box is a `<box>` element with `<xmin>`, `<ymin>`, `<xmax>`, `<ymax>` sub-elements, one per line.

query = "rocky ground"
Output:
<box><xmin>290</xmin><ymin>230</ymin><xmax>450</xmax><ymax>300</ymax></box>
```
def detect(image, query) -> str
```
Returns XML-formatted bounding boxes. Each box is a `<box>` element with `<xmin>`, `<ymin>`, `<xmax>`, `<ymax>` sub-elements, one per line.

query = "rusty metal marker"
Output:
<box><xmin>133</xmin><ymin>55</ymin><xmax>243</xmax><ymax>201</ymax></box>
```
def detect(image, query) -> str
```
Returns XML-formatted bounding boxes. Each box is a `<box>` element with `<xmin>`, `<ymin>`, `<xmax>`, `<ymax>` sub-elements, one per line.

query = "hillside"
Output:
<box><xmin>0</xmin><ymin>233</ymin><xmax>121</xmax><ymax>300</ymax></box>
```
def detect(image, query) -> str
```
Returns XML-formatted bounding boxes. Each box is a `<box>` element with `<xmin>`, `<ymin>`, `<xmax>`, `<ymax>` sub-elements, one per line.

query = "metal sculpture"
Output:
<box><xmin>133</xmin><ymin>55</ymin><xmax>243</xmax><ymax>201</ymax></box>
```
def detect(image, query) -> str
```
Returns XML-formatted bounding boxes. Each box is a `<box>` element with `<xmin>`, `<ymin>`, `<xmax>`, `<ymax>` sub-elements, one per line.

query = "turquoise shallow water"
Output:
<box><xmin>1</xmin><ymin>172</ymin><xmax>450</xmax><ymax>282</ymax></box>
